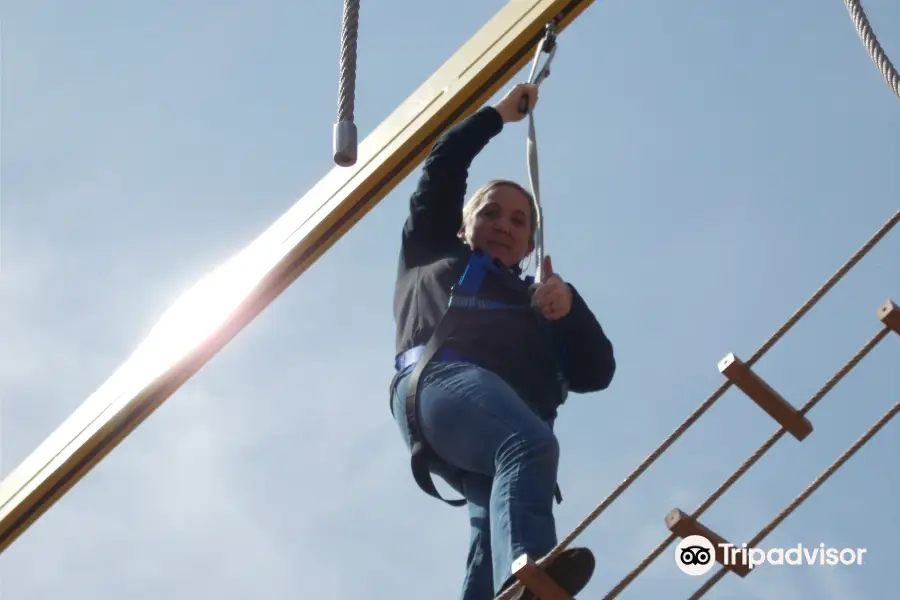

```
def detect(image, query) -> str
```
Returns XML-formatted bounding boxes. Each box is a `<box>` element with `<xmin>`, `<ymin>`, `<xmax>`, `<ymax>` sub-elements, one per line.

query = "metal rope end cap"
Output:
<box><xmin>333</xmin><ymin>120</ymin><xmax>358</xmax><ymax>167</ymax></box>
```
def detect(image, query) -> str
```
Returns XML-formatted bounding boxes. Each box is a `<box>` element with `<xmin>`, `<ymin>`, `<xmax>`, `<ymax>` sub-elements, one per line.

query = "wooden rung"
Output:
<box><xmin>665</xmin><ymin>508</ymin><xmax>752</xmax><ymax>577</ymax></box>
<box><xmin>718</xmin><ymin>352</ymin><xmax>813</xmax><ymax>441</ymax></box>
<box><xmin>511</xmin><ymin>554</ymin><xmax>573</xmax><ymax>600</ymax></box>
<box><xmin>878</xmin><ymin>299</ymin><xmax>900</xmax><ymax>334</ymax></box>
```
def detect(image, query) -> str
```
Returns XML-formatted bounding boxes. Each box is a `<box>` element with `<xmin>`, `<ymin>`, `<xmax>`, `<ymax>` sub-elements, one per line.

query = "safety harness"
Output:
<box><xmin>392</xmin><ymin>249</ymin><xmax>569</xmax><ymax>507</ymax></box>
<box><xmin>391</xmin><ymin>23</ymin><xmax>563</xmax><ymax>508</ymax></box>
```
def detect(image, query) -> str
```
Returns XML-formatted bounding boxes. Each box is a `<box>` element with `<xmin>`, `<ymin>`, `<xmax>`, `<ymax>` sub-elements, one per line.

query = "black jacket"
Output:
<box><xmin>393</xmin><ymin>106</ymin><xmax>616</xmax><ymax>419</ymax></box>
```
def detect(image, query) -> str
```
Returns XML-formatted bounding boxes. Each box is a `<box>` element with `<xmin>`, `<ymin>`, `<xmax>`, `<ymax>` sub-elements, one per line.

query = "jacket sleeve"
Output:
<box><xmin>401</xmin><ymin>106</ymin><xmax>504</xmax><ymax>267</ymax></box>
<box><xmin>551</xmin><ymin>284</ymin><xmax>616</xmax><ymax>393</ymax></box>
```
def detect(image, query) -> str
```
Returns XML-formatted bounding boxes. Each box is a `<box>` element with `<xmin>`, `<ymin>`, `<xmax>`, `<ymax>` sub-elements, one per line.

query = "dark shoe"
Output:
<box><xmin>500</xmin><ymin>547</ymin><xmax>596</xmax><ymax>600</ymax></box>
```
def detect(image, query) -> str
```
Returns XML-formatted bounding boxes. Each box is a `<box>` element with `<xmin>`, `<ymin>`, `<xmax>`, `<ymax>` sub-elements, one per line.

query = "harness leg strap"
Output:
<box><xmin>402</xmin><ymin>314</ymin><xmax>467</xmax><ymax>507</ymax></box>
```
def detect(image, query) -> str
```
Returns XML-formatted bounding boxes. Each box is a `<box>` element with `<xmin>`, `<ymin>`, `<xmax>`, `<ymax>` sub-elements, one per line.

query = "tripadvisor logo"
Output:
<box><xmin>675</xmin><ymin>535</ymin><xmax>717</xmax><ymax>576</ymax></box>
<box><xmin>675</xmin><ymin>535</ymin><xmax>868</xmax><ymax>576</ymax></box>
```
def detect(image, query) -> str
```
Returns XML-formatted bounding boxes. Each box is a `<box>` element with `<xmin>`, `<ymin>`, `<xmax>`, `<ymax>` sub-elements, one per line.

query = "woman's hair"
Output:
<box><xmin>461</xmin><ymin>179</ymin><xmax>537</xmax><ymax>245</ymax></box>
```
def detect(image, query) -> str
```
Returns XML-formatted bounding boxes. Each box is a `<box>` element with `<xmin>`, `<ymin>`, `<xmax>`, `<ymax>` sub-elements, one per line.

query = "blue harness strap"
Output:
<box><xmin>394</xmin><ymin>345</ymin><xmax>466</xmax><ymax>372</ymax></box>
<box><xmin>391</xmin><ymin>250</ymin><xmax>565</xmax><ymax>507</ymax></box>
<box><xmin>394</xmin><ymin>252</ymin><xmax>530</xmax><ymax>371</ymax></box>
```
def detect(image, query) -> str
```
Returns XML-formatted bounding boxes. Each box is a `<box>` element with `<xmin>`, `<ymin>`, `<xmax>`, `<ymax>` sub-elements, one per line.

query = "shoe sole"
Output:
<box><xmin>506</xmin><ymin>547</ymin><xmax>596</xmax><ymax>600</ymax></box>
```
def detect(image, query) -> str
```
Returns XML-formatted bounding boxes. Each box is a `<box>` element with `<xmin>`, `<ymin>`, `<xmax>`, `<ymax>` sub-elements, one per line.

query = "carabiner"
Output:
<box><xmin>518</xmin><ymin>22</ymin><xmax>558</xmax><ymax>114</ymax></box>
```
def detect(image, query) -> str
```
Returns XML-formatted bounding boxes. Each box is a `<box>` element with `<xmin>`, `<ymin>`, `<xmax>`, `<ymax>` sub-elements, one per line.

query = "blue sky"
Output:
<box><xmin>2</xmin><ymin>0</ymin><xmax>899</xmax><ymax>599</ymax></box>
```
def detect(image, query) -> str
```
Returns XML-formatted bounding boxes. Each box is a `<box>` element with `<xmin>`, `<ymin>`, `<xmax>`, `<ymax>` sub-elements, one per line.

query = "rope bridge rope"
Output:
<box><xmin>549</xmin><ymin>210</ymin><xmax>900</xmax><ymax>559</ymax></box>
<box><xmin>496</xmin><ymin>209</ymin><xmax>898</xmax><ymax>600</ymax></box>
<box><xmin>604</xmin><ymin>325</ymin><xmax>893</xmax><ymax>599</ymax></box>
<box><xmin>689</xmin><ymin>399</ymin><xmax>900</xmax><ymax>598</ymax></box>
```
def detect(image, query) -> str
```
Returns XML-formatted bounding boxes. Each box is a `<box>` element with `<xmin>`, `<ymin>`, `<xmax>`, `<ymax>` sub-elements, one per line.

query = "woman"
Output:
<box><xmin>390</xmin><ymin>82</ymin><xmax>616</xmax><ymax>600</ymax></box>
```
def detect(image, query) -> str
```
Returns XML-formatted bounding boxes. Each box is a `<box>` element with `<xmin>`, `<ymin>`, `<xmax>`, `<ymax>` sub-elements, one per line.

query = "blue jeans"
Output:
<box><xmin>391</xmin><ymin>360</ymin><xmax>560</xmax><ymax>600</ymax></box>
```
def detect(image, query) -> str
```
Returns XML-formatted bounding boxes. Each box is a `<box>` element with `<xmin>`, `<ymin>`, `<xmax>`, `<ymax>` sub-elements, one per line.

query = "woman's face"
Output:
<box><xmin>464</xmin><ymin>185</ymin><xmax>534</xmax><ymax>267</ymax></box>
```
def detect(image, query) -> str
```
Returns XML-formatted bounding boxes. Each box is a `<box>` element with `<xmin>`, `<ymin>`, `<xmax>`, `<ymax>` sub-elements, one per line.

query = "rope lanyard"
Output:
<box><xmin>333</xmin><ymin>0</ymin><xmax>360</xmax><ymax>167</ymax></box>
<box><xmin>521</xmin><ymin>22</ymin><xmax>558</xmax><ymax>283</ymax></box>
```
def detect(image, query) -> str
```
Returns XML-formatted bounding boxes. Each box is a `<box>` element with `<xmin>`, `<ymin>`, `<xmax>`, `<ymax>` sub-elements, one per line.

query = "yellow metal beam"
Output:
<box><xmin>0</xmin><ymin>0</ymin><xmax>599</xmax><ymax>553</ymax></box>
